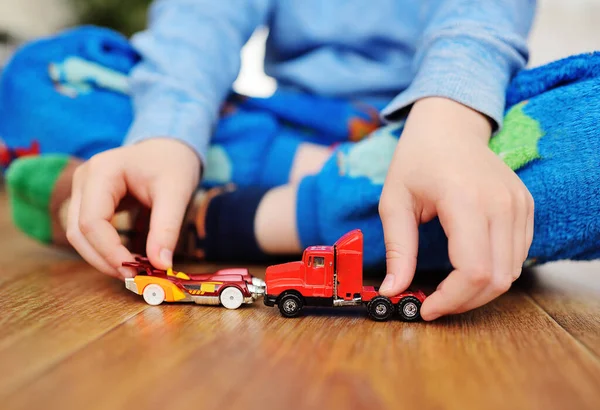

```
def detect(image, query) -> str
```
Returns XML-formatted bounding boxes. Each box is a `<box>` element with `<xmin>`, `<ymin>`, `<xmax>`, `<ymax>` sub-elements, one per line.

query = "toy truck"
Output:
<box><xmin>263</xmin><ymin>229</ymin><xmax>426</xmax><ymax>321</ymax></box>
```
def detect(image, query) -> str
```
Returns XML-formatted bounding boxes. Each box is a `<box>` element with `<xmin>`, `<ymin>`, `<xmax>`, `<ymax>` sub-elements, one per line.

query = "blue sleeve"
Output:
<box><xmin>124</xmin><ymin>0</ymin><xmax>272</xmax><ymax>163</ymax></box>
<box><xmin>381</xmin><ymin>0</ymin><xmax>536</xmax><ymax>129</ymax></box>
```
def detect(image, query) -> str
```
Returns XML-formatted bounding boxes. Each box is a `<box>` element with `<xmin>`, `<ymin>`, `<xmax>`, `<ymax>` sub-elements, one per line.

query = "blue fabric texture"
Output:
<box><xmin>124</xmin><ymin>0</ymin><xmax>535</xmax><ymax>159</ymax></box>
<box><xmin>506</xmin><ymin>52</ymin><xmax>600</xmax><ymax>108</ymax></box>
<box><xmin>260</xmin><ymin>131</ymin><xmax>304</xmax><ymax>187</ymax></box>
<box><xmin>0</xmin><ymin>27</ymin><xmax>381</xmax><ymax>186</ymax></box>
<box><xmin>297</xmin><ymin>52</ymin><xmax>600</xmax><ymax>269</ymax></box>
<box><xmin>0</xmin><ymin>27</ymin><xmax>138</xmax><ymax>162</ymax></box>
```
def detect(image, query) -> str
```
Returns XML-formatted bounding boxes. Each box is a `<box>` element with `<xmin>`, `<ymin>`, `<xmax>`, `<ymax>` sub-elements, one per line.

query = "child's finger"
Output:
<box><xmin>77</xmin><ymin>165</ymin><xmax>135</xmax><ymax>274</ymax></box>
<box><xmin>66</xmin><ymin>166</ymin><xmax>122</xmax><ymax>278</ymax></box>
<box><xmin>525</xmin><ymin>195</ymin><xmax>535</xmax><ymax>259</ymax></box>
<box><xmin>378</xmin><ymin>187</ymin><xmax>419</xmax><ymax>296</ymax></box>
<box><xmin>420</xmin><ymin>202</ymin><xmax>491</xmax><ymax>320</ymax></box>
<box><xmin>512</xmin><ymin>186</ymin><xmax>534</xmax><ymax>275</ymax></box>
<box><xmin>145</xmin><ymin>180</ymin><xmax>192</xmax><ymax>269</ymax></box>
<box><xmin>455</xmin><ymin>206</ymin><xmax>516</xmax><ymax>314</ymax></box>
<box><xmin>512</xmin><ymin>193</ymin><xmax>528</xmax><ymax>277</ymax></box>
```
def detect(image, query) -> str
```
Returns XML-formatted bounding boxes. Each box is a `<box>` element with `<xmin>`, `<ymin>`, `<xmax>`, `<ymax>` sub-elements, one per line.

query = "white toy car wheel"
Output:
<box><xmin>219</xmin><ymin>287</ymin><xmax>244</xmax><ymax>310</ymax></box>
<box><xmin>143</xmin><ymin>284</ymin><xmax>166</xmax><ymax>306</ymax></box>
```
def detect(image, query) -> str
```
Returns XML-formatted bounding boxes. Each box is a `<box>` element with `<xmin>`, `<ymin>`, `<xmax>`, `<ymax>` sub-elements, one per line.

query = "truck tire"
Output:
<box><xmin>278</xmin><ymin>293</ymin><xmax>304</xmax><ymax>318</ymax></box>
<box><xmin>367</xmin><ymin>296</ymin><xmax>393</xmax><ymax>321</ymax></box>
<box><xmin>398</xmin><ymin>296</ymin><xmax>422</xmax><ymax>321</ymax></box>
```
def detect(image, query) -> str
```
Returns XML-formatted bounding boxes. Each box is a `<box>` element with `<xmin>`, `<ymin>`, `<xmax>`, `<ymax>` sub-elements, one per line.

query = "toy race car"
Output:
<box><xmin>122</xmin><ymin>257</ymin><xmax>266</xmax><ymax>309</ymax></box>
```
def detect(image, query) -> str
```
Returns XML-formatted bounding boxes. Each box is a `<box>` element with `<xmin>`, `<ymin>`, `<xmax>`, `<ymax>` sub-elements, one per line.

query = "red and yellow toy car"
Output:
<box><xmin>122</xmin><ymin>257</ymin><xmax>265</xmax><ymax>309</ymax></box>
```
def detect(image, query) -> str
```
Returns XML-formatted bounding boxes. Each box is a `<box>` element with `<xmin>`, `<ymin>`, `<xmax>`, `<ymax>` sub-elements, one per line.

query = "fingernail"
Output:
<box><xmin>118</xmin><ymin>267</ymin><xmax>135</xmax><ymax>279</ymax></box>
<box><xmin>160</xmin><ymin>248</ymin><xmax>173</xmax><ymax>267</ymax></box>
<box><xmin>379</xmin><ymin>274</ymin><xmax>395</xmax><ymax>293</ymax></box>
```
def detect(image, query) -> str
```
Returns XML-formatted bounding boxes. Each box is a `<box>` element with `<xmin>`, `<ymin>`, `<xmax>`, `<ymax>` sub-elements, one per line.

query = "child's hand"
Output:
<box><xmin>67</xmin><ymin>138</ymin><xmax>200</xmax><ymax>279</ymax></box>
<box><xmin>378</xmin><ymin>97</ymin><xmax>534</xmax><ymax>320</ymax></box>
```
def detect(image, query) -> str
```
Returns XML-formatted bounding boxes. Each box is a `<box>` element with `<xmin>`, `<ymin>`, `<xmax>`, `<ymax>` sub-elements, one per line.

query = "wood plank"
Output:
<box><xmin>2</xmin><ymin>189</ymin><xmax>600</xmax><ymax>409</ymax></box>
<box><xmin>0</xmin><ymin>189</ymin><xmax>274</xmax><ymax>398</ymax></box>
<box><xmin>0</xmin><ymin>236</ymin><xmax>76</xmax><ymax>284</ymax></box>
<box><xmin>0</xmin><ymin>261</ymin><xmax>150</xmax><ymax>397</ymax></box>
<box><xmin>3</xmin><ymin>288</ymin><xmax>600</xmax><ymax>410</ymax></box>
<box><xmin>522</xmin><ymin>261</ymin><xmax>600</xmax><ymax>358</ymax></box>
<box><xmin>0</xmin><ymin>191</ymin><xmax>76</xmax><ymax>283</ymax></box>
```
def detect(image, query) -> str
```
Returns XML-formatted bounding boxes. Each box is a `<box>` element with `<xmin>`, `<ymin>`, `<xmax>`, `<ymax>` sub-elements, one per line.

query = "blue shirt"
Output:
<box><xmin>125</xmin><ymin>0</ymin><xmax>536</xmax><ymax>162</ymax></box>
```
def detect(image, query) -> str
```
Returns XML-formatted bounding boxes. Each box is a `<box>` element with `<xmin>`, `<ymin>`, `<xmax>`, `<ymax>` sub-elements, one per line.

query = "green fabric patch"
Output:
<box><xmin>205</xmin><ymin>145</ymin><xmax>233</xmax><ymax>185</ymax></box>
<box><xmin>489</xmin><ymin>102</ymin><xmax>544</xmax><ymax>171</ymax></box>
<box><xmin>6</xmin><ymin>155</ymin><xmax>70</xmax><ymax>243</ymax></box>
<box><xmin>338</xmin><ymin>123</ymin><xmax>401</xmax><ymax>185</ymax></box>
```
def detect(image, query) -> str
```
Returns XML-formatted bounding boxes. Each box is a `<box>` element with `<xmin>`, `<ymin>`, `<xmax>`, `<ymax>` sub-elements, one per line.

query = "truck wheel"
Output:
<box><xmin>367</xmin><ymin>296</ymin><xmax>393</xmax><ymax>321</ymax></box>
<box><xmin>398</xmin><ymin>296</ymin><xmax>422</xmax><ymax>321</ymax></box>
<box><xmin>278</xmin><ymin>294</ymin><xmax>304</xmax><ymax>318</ymax></box>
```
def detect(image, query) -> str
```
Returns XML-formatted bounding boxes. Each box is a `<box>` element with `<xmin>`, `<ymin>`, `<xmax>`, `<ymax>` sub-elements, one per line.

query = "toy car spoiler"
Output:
<box><xmin>122</xmin><ymin>256</ymin><xmax>162</xmax><ymax>274</ymax></box>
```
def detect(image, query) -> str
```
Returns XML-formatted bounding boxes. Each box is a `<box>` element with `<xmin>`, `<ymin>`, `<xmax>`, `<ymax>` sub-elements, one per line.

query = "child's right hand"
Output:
<box><xmin>378</xmin><ymin>97</ymin><xmax>534</xmax><ymax>320</ymax></box>
<box><xmin>67</xmin><ymin>138</ymin><xmax>201</xmax><ymax>279</ymax></box>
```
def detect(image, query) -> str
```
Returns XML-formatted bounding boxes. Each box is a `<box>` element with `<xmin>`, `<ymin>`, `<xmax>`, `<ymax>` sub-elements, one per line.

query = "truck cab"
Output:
<box><xmin>263</xmin><ymin>245</ymin><xmax>335</xmax><ymax>302</ymax></box>
<box><xmin>264</xmin><ymin>230</ymin><xmax>365</xmax><ymax>308</ymax></box>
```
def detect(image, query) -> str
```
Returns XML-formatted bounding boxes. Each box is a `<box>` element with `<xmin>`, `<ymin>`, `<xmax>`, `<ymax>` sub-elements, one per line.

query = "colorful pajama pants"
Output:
<box><xmin>2</xmin><ymin>26</ymin><xmax>600</xmax><ymax>269</ymax></box>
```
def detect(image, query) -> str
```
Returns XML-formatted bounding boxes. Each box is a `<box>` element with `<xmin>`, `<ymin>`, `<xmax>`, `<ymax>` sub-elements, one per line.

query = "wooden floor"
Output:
<box><xmin>0</xmin><ymin>192</ymin><xmax>599</xmax><ymax>410</ymax></box>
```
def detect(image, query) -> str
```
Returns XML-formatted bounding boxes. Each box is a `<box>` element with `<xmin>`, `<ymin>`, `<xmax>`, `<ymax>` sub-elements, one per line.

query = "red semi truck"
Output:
<box><xmin>264</xmin><ymin>229</ymin><xmax>426</xmax><ymax>321</ymax></box>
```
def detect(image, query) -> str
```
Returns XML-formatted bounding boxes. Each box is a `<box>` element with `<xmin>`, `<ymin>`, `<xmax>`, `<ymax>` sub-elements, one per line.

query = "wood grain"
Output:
<box><xmin>3</xmin><ymin>290</ymin><xmax>600</xmax><ymax>410</ymax></box>
<box><xmin>0</xmin><ymin>192</ymin><xmax>599</xmax><ymax>410</ymax></box>
<box><xmin>0</xmin><ymin>192</ymin><xmax>75</xmax><ymax>284</ymax></box>
<box><xmin>522</xmin><ymin>262</ymin><xmax>600</xmax><ymax>357</ymax></box>
<box><xmin>0</xmin><ymin>261</ymin><xmax>149</xmax><ymax>396</ymax></box>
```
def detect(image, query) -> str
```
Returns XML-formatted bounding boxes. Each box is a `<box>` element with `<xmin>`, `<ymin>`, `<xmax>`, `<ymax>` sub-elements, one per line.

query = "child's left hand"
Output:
<box><xmin>378</xmin><ymin>97</ymin><xmax>534</xmax><ymax>321</ymax></box>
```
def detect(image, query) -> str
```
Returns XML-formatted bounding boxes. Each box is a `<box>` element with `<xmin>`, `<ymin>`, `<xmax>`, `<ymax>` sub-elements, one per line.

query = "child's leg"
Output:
<box><xmin>184</xmin><ymin>124</ymin><xmax>398</xmax><ymax>264</ymax></box>
<box><xmin>6</xmin><ymin>155</ymin><xmax>153</xmax><ymax>253</ymax></box>
<box><xmin>2</xmin><ymin>26</ymin><xmax>335</xmax><ymax>253</ymax></box>
<box><xmin>0</xmin><ymin>27</ymin><xmax>138</xmax><ymax>249</ymax></box>
<box><xmin>4</xmin><ymin>94</ymin><xmax>333</xmax><ymax>252</ymax></box>
<box><xmin>5</xmin><ymin>137</ymin><xmax>332</xmax><ymax>255</ymax></box>
<box><xmin>203</xmin><ymin>108</ymin><xmax>335</xmax><ymax>188</ymax></box>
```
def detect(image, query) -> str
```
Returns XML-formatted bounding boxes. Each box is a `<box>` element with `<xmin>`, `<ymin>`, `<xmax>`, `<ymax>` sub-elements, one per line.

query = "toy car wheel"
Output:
<box><xmin>220</xmin><ymin>286</ymin><xmax>244</xmax><ymax>310</ymax></box>
<box><xmin>397</xmin><ymin>296</ymin><xmax>422</xmax><ymax>321</ymax></box>
<box><xmin>367</xmin><ymin>296</ymin><xmax>393</xmax><ymax>321</ymax></box>
<box><xmin>278</xmin><ymin>293</ymin><xmax>304</xmax><ymax>318</ymax></box>
<box><xmin>143</xmin><ymin>284</ymin><xmax>165</xmax><ymax>306</ymax></box>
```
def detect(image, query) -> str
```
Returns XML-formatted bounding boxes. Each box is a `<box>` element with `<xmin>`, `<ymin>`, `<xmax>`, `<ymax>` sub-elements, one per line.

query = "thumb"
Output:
<box><xmin>146</xmin><ymin>182</ymin><xmax>191</xmax><ymax>270</ymax></box>
<box><xmin>378</xmin><ymin>189</ymin><xmax>419</xmax><ymax>296</ymax></box>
